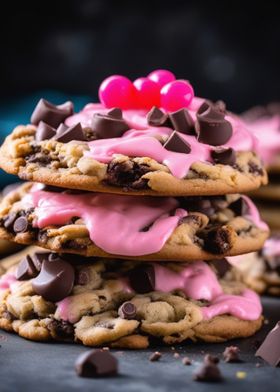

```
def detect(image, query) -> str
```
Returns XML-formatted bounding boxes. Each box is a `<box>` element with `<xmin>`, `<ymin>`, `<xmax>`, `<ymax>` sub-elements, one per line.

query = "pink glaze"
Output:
<box><xmin>29</xmin><ymin>191</ymin><xmax>186</xmax><ymax>256</ymax></box>
<box><xmin>66</xmin><ymin>101</ymin><xmax>259</xmax><ymax>179</ymax></box>
<box><xmin>56</xmin><ymin>261</ymin><xmax>262</xmax><ymax>323</ymax></box>
<box><xmin>243</xmin><ymin>116</ymin><xmax>280</xmax><ymax>165</ymax></box>
<box><xmin>201</xmin><ymin>289</ymin><xmax>262</xmax><ymax>321</ymax></box>
<box><xmin>241</xmin><ymin>195</ymin><xmax>269</xmax><ymax>231</ymax></box>
<box><xmin>0</xmin><ymin>272</ymin><xmax>16</xmax><ymax>290</ymax></box>
<box><xmin>262</xmin><ymin>236</ymin><xmax>280</xmax><ymax>257</ymax></box>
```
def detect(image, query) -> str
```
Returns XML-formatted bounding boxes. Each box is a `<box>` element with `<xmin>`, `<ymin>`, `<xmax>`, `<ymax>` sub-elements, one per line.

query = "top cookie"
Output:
<box><xmin>0</xmin><ymin>70</ymin><xmax>267</xmax><ymax>196</ymax></box>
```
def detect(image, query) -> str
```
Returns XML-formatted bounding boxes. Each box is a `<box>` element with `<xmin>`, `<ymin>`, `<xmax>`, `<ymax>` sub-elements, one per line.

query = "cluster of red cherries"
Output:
<box><xmin>98</xmin><ymin>70</ymin><xmax>194</xmax><ymax>111</ymax></box>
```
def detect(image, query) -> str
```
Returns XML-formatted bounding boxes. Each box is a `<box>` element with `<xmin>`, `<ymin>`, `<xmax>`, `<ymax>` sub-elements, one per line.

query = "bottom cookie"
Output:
<box><xmin>0</xmin><ymin>250</ymin><xmax>263</xmax><ymax>348</ymax></box>
<box><xmin>228</xmin><ymin>236</ymin><xmax>280</xmax><ymax>296</ymax></box>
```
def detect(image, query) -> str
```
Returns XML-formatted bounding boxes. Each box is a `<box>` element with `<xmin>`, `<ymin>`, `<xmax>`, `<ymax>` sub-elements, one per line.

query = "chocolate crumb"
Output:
<box><xmin>193</xmin><ymin>361</ymin><xmax>223</xmax><ymax>382</ymax></box>
<box><xmin>149</xmin><ymin>351</ymin><xmax>162</xmax><ymax>362</ymax></box>
<box><xmin>204</xmin><ymin>354</ymin><xmax>220</xmax><ymax>364</ymax></box>
<box><xmin>223</xmin><ymin>346</ymin><xmax>242</xmax><ymax>363</ymax></box>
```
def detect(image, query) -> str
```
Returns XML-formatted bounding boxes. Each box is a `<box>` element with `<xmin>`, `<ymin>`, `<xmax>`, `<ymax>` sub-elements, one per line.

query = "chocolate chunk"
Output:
<box><xmin>47</xmin><ymin>318</ymin><xmax>74</xmax><ymax>341</ymax></box>
<box><xmin>180</xmin><ymin>197</ymin><xmax>215</xmax><ymax>216</ymax></box>
<box><xmin>223</xmin><ymin>346</ymin><xmax>241</xmax><ymax>363</ymax></box>
<box><xmin>13</xmin><ymin>216</ymin><xmax>29</xmax><ymax>233</ymax></box>
<box><xmin>55</xmin><ymin>122</ymin><xmax>86</xmax><ymax>143</ymax></box>
<box><xmin>193</xmin><ymin>362</ymin><xmax>223</xmax><ymax>382</ymax></box>
<box><xmin>211</xmin><ymin>147</ymin><xmax>236</xmax><ymax>166</ymax></box>
<box><xmin>105</xmin><ymin>160</ymin><xmax>150</xmax><ymax>190</ymax></box>
<box><xmin>248</xmin><ymin>161</ymin><xmax>263</xmax><ymax>175</ymax></box>
<box><xmin>256</xmin><ymin>321</ymin><xmax>280</xmax><ymax>366</ymax></box>
<box><xmin>35</xmin><ymin>121</ymin><xmax>56</xmax><ymax>142</ymax></box>
<box><xmin>32</xmin><ymin>257</ymin><xmax>75</xmax><ymax>301</ymax></box>
<box><xmin>31</xmin><ymin>99</ymin><xmax>73</xmax><ymax>127</ymax></box>
<box><xmin>196</xmin><ymin>104</ymin><xmax>232</xmax><ymax>146</ymax></box>
<box><xmin>3</xmin><ymin>212</ymin><xmax>18</xmax><ymax>231</ymax></box>
<box><xmin>92</xmin><ymin>109</ymin><xmax>129</xmax><ymax>139</ymax></box>
<box><xmin>118</xmin><ymin>302</ymin><xmax>136</xmax><ymax>320</ymax></box>
<box><xmin>210</xmin><ymin>259</ymin><xmax>231</xmax><ymax>278</ymax></box>
<box><xmin>147</xmin><ymin>107</ymin><xmax>169</xmax><ymax>127</ymax></box>
<box><xmin>75</xmin><ymin>350</ymin><xmax>118</xmax><ymax>377</ymax></box>
<box><xmin>229</xmin><ymin>198</ymin><xmax>248</xmax><ymax>216</ymax></box>
<box><xmin>163</xmin><ymin>131</ymin><xmax>191</xmax><ymax>154</ymax></box>
<box><xmin>203</xmin><ymin>226</ymin><xmax>231</xmax><ymax>254</ymax></box>
<box><xmin>128</xmin><ymin>264</ymin><xmax>155</xmax><ymax>294</ymax></box>
<box><xmin>2</xmin><ymin>183</ymin><xmax>21</xmax><ymax>197</ymax></box>
<box><xmin>15</xmin><ymin>255</ymin><xmax>38</xmax><ymax>280</ymax></box>
<box><xmin>169</xmin><ymin>108</ymin><xmax>194</xmax><ymax>134</ymax></box>
<box><xmin>149</xmin><ymin>351</ymin><xmax>162</xmax><ymax>362</ymax></box>
<box><xmin>33</xmin><ymin>252</ymin><xmax>50</xmax><ymax>269</ymax></box>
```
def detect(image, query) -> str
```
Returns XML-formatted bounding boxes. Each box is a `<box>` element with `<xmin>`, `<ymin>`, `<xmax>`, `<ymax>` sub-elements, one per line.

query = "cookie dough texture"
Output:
<box><xmin>0</xmin><ymin>259</ymin><xmax>262</xmax><ymax>348</ymax></box>
<box><xmin>0</xmin><ymin>125</ymin><xmax>267</xmax><ymax>196</ymax></box>
<box><xmin>0</xmin><ymin>183</ymin><xmax>269</xmax><ymax>261</ymax></box>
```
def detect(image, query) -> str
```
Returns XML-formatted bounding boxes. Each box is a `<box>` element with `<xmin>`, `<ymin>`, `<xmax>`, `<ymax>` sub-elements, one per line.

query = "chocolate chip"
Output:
<box><xmin>203</xmin><ymin>226</ymin><xmax>231</xmax><ymax>254</ymax></box>
<box><xmin>55</xmin><ymin>122</ymin><xmax>86</xmax><ymax>143</ymax></box>
<box><xmin>105</xmin><ymin>160</ymin><xmax>150</xmax><ymax>190</ymax></box>
<box><xmin>193</xmin><ymin>362</ymin><xmax>223</xmax><ymax>382</ymax></box>
<box><xmin>128</xmin><ymin>264</ymin><xmax>155</xmax><ymax>294</ymax></box>
<box><xmin>13</xmin><ymin>216</ymin><xmax>29</xmax><ymax>233</ymax></box>
<box><xmin>3</xmin><ymin>212</ymin><xmax>18</xmax><ymax>231</ymax></box>
<box><xmin>256</xmin><ymin>321</ymin><xmax>280</xmax><ymax>366</ymax></box>
<box><xmin>118</xmin><ymin>302</ymin><xmax>136</xmax><ymax>320</ymax></box>
<box><xmin>223</xmin><ymin>346</ymin><xmax>241</xmax><ymax>363</ymax></box>
<box><xmin>31</xmin><ymin>99</ymin><xmax>73</xmax><ymax>127</ymax></box>
<box><xmin>210</xmin><ymin>259</ymin><xmax>231</xmax><ymax>278</ymax></box>
<box><xmin>163</xmin><ymin>131</ymin><xmax>191</xmax><ymax>154</ymax></box>
<box><xmin>229</xmin><ymin>198</ymin><xmax>248</xmax><ymax>216</ymax></box>
<box><xmin>35</xmin><ymin>121</ymin><xmax>56</xmax><ymax>142</ymax></box>
<box><xmin>32</xmin><ymin>257</ymin><xmax>75</xmax><ymax>301</ymax></box>
<box><xmin>149</xmin><ymin>351</ymin><xmax>162</xmax><ymax>362</ymax></box>
<box><xmin>169</xmin><ymin>108</ymin><xmax>194</xmax><ymax>134</ymax></box>
<box><xmin>92</xmin><ymin>109</ymin><xmax>129</xmax><ymax>139</ymax></box>
<box><xmin>147</xmin><ymin>107</ymin><xmax>169</xmax><ymax>126</ymax></box>
<box><xmin>196</xmin><ymin>104</ymin><xmax>232</xmax><ymax>146</ymax></box>
<box><xmin>211</xmin><ymin>147</ymin><xmax>236</xmax><ymax>166</ymax></box>
<box><xmin>75</xmin><ymin>350</ymin><xmax>118</xmax><ymax>378</ymax></box>
<box><xmin>15</xmin><ymin>255</ymin><xmax>38</xmax><ymax>280</ymax></box>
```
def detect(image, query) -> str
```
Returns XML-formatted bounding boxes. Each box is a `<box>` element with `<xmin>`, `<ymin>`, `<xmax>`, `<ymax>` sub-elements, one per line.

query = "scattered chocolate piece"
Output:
<box><xmin>204</xmin><ymin>354</ymin><xmax>220</xmax><ymax>364</ymax></box>
<box><xmin>169</xmin><ymin>108</ymin><xmax>194</xmax><ymax>134</ymax></box>
<box><xmin>182</xmin><ymin>356</ymin><xmax>192</xmax><ymax>365</ymax></box>
<box><xmin>31</xmin><ymin>99</ymin><xmax>73</xmax><ymax>127</ymax></box>
<box><xmin>35</xmin><ymin>121</ymin><xmax>56</xmax><ymax>142</ymax></box>
<box><xmin>196</xmin><ymin>103</ymin><xmax>232</xmax><ymax>146</ymax></box>
<box><xmin>193</xmin><ymin>357</ymin><xmax>222</xmax><ymax>382</ymax></box>
<box><xmin>256</xmin><ymin>321</ymin><xmax>280</xmax><ymax>366</ymax></box>
<box><xmin>209</xmin><ymin>259</ymin><xmax>231</xmax><ymax>278</ymax></box>
<box><xmin>13</xmin><ymin>216</ymin><xmax>29</xmax><ymax>233</ymax></box>
<box><xmin>223</xmin><ymin>346</ymin><xmax>241</xmax><ymax>363</ymax></box>
<box><xmin>163</xmin><ymin>131</ymin><xmax>191</xmax><ymax>154</ymax></box>
<box><xmin>211</xmin><ymin>147</ymin><xmax>236</xmax><ymax>166</ymax></box>
<box><xmin>149</xmin><ymin>351</ymin><xmax>162</xmax><ymax>362</ymax></box>
<box><xmin>32</xmin><ymin>257</ymin><xmax>75</xmax><ymax>301</ymax></box>
<box><xmin>118</xmin><ymin>302</ymin><xmax>136</xmax><ymax>320</ymax></box>
<box><xmin>92</xmin><ymin>108</ymin><xmax>129</xmax><ymax>139</ymax></box>
<box><xmin>147</xmin><ymin>106</ymin><xmax>169</xmax><ymax>126</ymax></box>
<box><xmin>128</xmin><ymin>264</ymin><xmax>155</xmax><ymax>294</ymax></box>
<box><xmin>75</xmin><ymin>350</ymin><xmax>118</xmax><ymax>378</ymax></box>
<box><xmin>55</xmin><ymin>122</ymin><xmax>86</xmax><ymax>143</ymax></box>
<box><xmin>15</xmin><ymin>255</ymin><xmax>38</xmax><ymax>280</ymax></box>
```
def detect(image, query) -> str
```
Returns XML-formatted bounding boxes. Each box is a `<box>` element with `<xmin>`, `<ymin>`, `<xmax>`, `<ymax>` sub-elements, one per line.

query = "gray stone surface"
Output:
<box><xmin>0</xmin><ymin>297</ymin><xmax>279</xmax><ymax>392</ymax></box>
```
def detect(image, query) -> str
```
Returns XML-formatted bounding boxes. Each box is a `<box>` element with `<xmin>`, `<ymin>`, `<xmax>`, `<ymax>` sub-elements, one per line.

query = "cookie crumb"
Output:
<box><xmin>149</xmin><ymin>351</ymin><xmax>162</xmax><ymax>362</ymax></box>
<box><xmin>182</xmin><ymin>357</ymin><xmax>192</xmax><ymax>366</ymax></box>
<box><xmin>204</xmin><ymin>354</ymin><xmax>219</xmax><ymax>364</ymax></box>
<box><xmin>236</xmin><ymin>371</ymin><xmax>247</xmax><ymax>379</ymax></box>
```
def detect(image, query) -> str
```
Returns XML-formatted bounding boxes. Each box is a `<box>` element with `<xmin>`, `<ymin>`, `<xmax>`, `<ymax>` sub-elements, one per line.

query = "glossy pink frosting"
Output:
<box><xmin>24</xmin><ymin>188</ymin><xmax>266</xmax><ymax>257</ymax></box>
<box><xmin>243</xmin><ymin>116</ymin><xmax>280</xmax><ymax>165</ymax></box>
<box><xmin>262</xmin><ymin>236</ymin><xmax>280</xmax><ymax>257</ymax></box>
<box><xmin>56</xmin><ymin>261</ymin><xmax>262</xmax><ymax>323</ymax></box>
<box><xmin>66</xmin><ymin>99</ymin><xmax>259</xmax><ymax>179</ymax></box>
<box><xmin>0</xmin><ymin>272</ymin><xmax>16</xmax><ymax>291</ymax></box>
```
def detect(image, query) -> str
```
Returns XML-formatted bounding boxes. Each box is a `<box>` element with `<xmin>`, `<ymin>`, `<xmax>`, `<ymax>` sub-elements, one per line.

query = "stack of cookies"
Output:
<box><xmin>0</xmin><ymin>70</ymin><xmax>269</xmax><ymax>348</ymax></box>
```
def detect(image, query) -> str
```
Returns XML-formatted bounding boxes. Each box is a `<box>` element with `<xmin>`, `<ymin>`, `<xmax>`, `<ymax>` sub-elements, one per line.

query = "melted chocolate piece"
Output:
<box><xmin>196</xmin><ymin>103</ymin><xmax>232</xmax><ymax>146</ymax></box>
<box><xmin>118</xmin><ymin>301</ymin><xmax>136</xmax><ymax>320</ymax></box>
<box><xmin>32</xmin><ymin>257</ymin><xmax>75</xmax><ymax>301</ymax></box>
<box><xmin>75</xmin><ymin>350</ymin><xmax>118</xmax><ymax>378</ymax></box>
<box><xmin>163</xmin><ymin>131</ymin><xmax>191</xmax><ymax>154</ymax></box>
<box><xmin>128</xmin><ymin>265</ymin><xmax>155</xmax><ymax>294</ymax></box>
<box><xmin>147</xmin><ymin>107</ymin><xmax>169</xmax><ymax>126</ymax></box>
<box><xmin>209</xmin><ymin>258</ymin><xmax>231</xmax><ymax>278</ymax></box>
<box><xmin>55</xmin><ymin>123</ymin><xmax>86</xmax><ymax>143</ymax></box>
<box><xmin>256</xmin><ymin>321</ymin><xmax>280</xmax><ymax>366</ymax></box>
<box><xmin>211</xmin><ymin>147</ymin><xmax>236</xmax><ymax>166</ymax></box>
<box><xmin>35</xmin><ymin>121</ymin><xmax>56</xmax><ymax>142</ymax></box>
<box><xmin>31</xmin><ymin>99</ymin><xmax>73</xmax><ymax>127</ymax></box>
<box><xmin>169</xmin><ymin>108</ymin><xmax>194</xmax><ymax>134</ymax></box>
<box><xmin>203</xmin><ymin>226</ymin><xmax>231</xmax><ymax>254</ymax></box>
<box><xmin>92</xmin><ymin>108</ymin><xmax>129</xmax><ymax>139</ymax></box>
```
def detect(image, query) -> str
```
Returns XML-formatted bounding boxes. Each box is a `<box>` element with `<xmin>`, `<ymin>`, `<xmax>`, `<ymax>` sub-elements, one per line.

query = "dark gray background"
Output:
<box><xmin>0</xmin><ymin>296</ymin><xmax>279</xmax><ymax>392</ymax></box>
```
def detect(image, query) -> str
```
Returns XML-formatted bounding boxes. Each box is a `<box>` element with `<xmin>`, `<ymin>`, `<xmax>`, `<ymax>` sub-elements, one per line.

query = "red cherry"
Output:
<box><xmin>160</xmin><ymin>80</ymin><xmax>194</xmax><ymax>111</ymax></box>
<box><xmin>98</xmin><ymin>75</ymin><xmax>136</xmax><ymax>109</ymax></box>
<box><xmin>133</xmin><ymin>77</ymin><xmax>161</xmax><ymax>109</ymax></box>
<box><xmin>147</xmin><ymin>70</ymin><xmax>176</xmax><ymax>88</ymax></box>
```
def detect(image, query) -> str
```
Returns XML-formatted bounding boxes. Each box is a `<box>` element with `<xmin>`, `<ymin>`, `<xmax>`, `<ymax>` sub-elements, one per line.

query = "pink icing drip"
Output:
<box><xmin>66</xmin><ymin>101</ymin><xmax>259</xmax><ymax>179</ymax></box>
<box><xmin>0</xmin><ymin>272</ymin><xmax>16</xmax><ymax>290</ymax></box>
<box><xmin>56</xmin><ymin>261</ymin><xmax>262</xmax><ymax>323</ymax></box>
<box><xmin>241</xmin><ymin>195</ymin><xmax>268</xmax><ymax>230</ymax></box>
<box><xmin>30</xmin><ymin>191</ymin><xmax>186</xmax><ymax>256</ymax></box>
